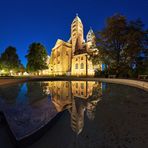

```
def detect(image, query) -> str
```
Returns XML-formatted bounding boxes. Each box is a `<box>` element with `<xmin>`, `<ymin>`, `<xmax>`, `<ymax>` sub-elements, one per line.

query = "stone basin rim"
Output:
<box><xmin>0</xmin><ymin>77</ymin><xmax>148</xmax><ymax>92</ymax></box>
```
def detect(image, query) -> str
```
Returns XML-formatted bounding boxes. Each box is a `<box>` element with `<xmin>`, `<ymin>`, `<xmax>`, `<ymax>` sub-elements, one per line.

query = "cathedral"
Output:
<box><xmin>43</xmin><ymin>14</ymin><xmax>102</xmax><ymax>76</ymax></box>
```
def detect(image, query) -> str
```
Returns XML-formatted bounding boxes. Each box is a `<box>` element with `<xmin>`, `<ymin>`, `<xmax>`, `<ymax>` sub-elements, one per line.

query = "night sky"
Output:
<box><xmin>0</xmin><ymin>0</ymin><xmax>148</xmax><ymax>66</ymax></box>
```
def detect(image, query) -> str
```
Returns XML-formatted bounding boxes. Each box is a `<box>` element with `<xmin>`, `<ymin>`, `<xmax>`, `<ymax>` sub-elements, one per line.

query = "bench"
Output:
<box><xmin>138</xmin><ymin>75</ymin><xmax>148</xmax><ymax>79</ymax></box>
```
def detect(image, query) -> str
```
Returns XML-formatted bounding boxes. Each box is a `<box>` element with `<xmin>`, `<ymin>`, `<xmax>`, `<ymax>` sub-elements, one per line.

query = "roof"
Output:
<box><xmin>52</xmin><ymin>39</ymin><xmax>72</xmax><ymax>50</ymax></box>
<box><xmin>72</xmin><ymin>14</ymin><xmax>82</xmax><ymax>24</ymax></box>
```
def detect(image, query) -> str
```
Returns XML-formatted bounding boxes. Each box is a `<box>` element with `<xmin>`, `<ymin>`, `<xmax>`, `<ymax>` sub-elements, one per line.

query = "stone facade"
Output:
<box><xmin>50</xmin><ymin>40</ymin><xmax>72</xmax><ymax>75</ymax></box>
<box><xmin>46</xmin><ymin>14</ymin><xmax>102</xmax><ymax>76</ymax></box>
<box><xmin>71</xmin><ymin>53</ymin><xmax>95</xmax><ymax>76</ymax></box>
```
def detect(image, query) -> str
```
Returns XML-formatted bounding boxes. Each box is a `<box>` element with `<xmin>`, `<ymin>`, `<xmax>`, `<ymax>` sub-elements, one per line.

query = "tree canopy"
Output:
<box><xmin>92</xmin><ymin>14</ymin><xmax>148</xmax><ymax>77</ymax></box>
<box><xmin>0</xmin><ymin>46</ymin><xmax>22</xmax><ymax>73</ymax></box>
<box><xmin>26</xmin><ymin>42</ymin><xmax>48</xmax><ymax>73</ymax></box>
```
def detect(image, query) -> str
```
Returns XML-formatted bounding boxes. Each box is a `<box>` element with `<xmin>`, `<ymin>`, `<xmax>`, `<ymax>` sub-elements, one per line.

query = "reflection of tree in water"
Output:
<box><xmin>26</xmin><ymin>82</ymin><xmax>47</xmax><ymax>104</ymax></box>
<box><xmin>0</xmin><ymin>83</ymin><xmax>23</xmax><ymax>104</ymax></box>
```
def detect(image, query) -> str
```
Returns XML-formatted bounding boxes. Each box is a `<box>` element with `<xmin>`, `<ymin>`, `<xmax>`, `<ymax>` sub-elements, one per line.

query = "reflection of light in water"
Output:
<box><xmin>45</xmin><ymin>81</ymin><xmax>104</xmax><ymax>135</ymax></box>
<box><xmin>47</xmin><ymin>95</ymin><xmax>52</xmax><ymax>103</ymax></box>
<box><xmin>102</xmin><ymin>82</ymin><xmax>106</xmax><ymax>92</ymax></box>
<box><xmin>87</xmin><ymin>103</ymin><xmax>96</xmax><ymax>120</ymax></box>
<box><xmin>0</xmin><ymin>81</ymin><xmax>104</xmax><ymax>135</ymax></box>
<box><xmin>70</xmin><ymin>98</ymin><xmax>85</xmax><ymax>135</ymax></box>
<box><xmin>16</xmin><ymin>83</ymin><xmax>28</xmax><ymax>104</ymax></box>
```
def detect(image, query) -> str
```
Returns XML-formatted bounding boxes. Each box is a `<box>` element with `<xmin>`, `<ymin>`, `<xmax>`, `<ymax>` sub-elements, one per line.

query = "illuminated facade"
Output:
<box><xmin>45</xmin><ymin>14</ymin><xmax>102</xmax><ymax>76</ymax></box>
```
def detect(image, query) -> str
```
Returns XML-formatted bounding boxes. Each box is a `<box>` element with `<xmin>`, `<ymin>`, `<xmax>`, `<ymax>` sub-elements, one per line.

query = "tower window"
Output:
<box><xmin>75</xmin><ymin>63</ymin><xmax>78</xmax><ymax>69</ymax></box>
<box><xmin>80</xmin><ymin>63</ymin><xmax>84</xmax><ymax>69</ymax></box>
<box><xmin>72</xmin><ymin>28</ymin><xmax>76</xmax><ymax>32</ymax></box>
<box><xmin>66</xmin><ymin>51</ymin><xmax>68</xmax><ymax>55</ymax></box>
<box><xmin>73</xmin><ymin>33</ymin><xmax>76</xmax><ymax>37</ymax></box>
<box><xmin>57</xmin><ymin>51</ymin><xmax>60</xmax><ymax>57</ymax></box>
<box><xmin>81</xmin><ymin>57</ymin><xmax>83</xmax><ymax>60</ymax></box>
<box><xmin>76</xmin><ymin>83</ymin><xmax>78</xmax><ymax>88</ymax></box>
<box><xmin>66</xmin><ymin>82</ymin><xmax>69</xmax><ymax>87</ymax></box>
<box><xmin>81</xmin><ymin>83</ymin><xmax>84</xmax><ymax>89</ymax></box>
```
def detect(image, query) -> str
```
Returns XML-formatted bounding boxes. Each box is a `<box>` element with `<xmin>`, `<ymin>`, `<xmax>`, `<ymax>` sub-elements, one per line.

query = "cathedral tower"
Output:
<box><xmin>71</xmin><ymin>14</ymin><xmax>84</xmax><ymax>54</ymax></box>
<box><xmin>86</xmin><ymin>27</ymin><xmax>96</xmax><ymax>46</ymax></box>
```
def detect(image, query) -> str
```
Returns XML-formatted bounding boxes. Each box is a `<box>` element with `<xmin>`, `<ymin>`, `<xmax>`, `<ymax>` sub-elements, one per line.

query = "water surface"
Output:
<box><xmin>0</xmin><ymin>81</ymin><xmax>148</xmax><ymax>148</ymax></box>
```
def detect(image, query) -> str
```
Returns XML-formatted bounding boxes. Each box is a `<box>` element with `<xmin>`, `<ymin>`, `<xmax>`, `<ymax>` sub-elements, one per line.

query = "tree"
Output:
<box><xmin>133</xmin><ymin>25</ymin><xmax>148</xmax><ymax>75</ymax></box>
<box><xmin>93</xmin><ymin>14</ymin><xmax>127</xmax><ymax>75</ymax></box>
<box><xmin>0</xmin><ymin>60</ymin><xmax>2</xmax><ymax>70</ymax></box>
<box><xmin>124</xmin><ymin>19</ymin><xmax>148</xmax><ymax>70</ymax></box>
<box><xmin>93</xmin><ymin>14</ymin><xmax>148</xmax><ymax>77</ymax></box>
<box><xmin>26</xmin><ymin>42</ymin><xmax>48</xmax><ymax>74</ymax></box>
<box><xmin>18</xmin><ymin>64</ymin><xmax>26</xmax><ymax>74</ymax></box>
<box><xmin>0</xmin><ymin>46</ymin><xmax>21</xmax><ymax>74</ymax></box>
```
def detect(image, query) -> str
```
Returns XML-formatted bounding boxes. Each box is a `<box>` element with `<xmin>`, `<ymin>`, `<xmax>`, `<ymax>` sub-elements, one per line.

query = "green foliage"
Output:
<box><xmin>26</xmin><ymin>42</ymin><xmax>48</xmax><ymax>73</ymax></box>
<box><xmin>92</xmin><ymin>14</ymin><xmax>148</xmax><ymax>77</ymax></box>
<box><xmin>0</xmin><ymin>46</ymin><xmax>22</xmax><ymax>74</ymax></box>
<box><xmin>94</xmin><ymin>14</ymin><xmax>127</xmax><ymax>66</ymax></box>
<box><xmin>18</xmin><ymin>64</ymin><xmax>26</xmax><ymax>73</ymax></box>
<box><xmin>0</xmin><ymin>61</ymin><xmax>2</xmax><ymax>70</ymax></box>
<box><xmin>135</xmin><ymin>56</ymin><xmax>148</xmax><ymax>75</ymax></box>
<box><xmin>95</xmin><ymin>69</ymin><xmax>108</xmax><ymax>78</ymax></box>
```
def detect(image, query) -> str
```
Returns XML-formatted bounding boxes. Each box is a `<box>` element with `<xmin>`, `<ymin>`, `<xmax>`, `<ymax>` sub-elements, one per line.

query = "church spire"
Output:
<box><xmin>71</xmin><ymin>14</ymin><xmax>84</xmax><ymax>55</ymax></box>
<box><xmin>87</xmin><ymin>27</ymin><xmax>95</xmax><ymax>42</ymax></box>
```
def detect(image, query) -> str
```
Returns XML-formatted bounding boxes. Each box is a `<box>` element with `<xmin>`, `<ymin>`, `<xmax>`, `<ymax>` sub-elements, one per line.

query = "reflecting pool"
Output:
<box><xmin>0</xmin><ymin>81</ymin><xmax>148</xmax><ymax>148</ymax></box>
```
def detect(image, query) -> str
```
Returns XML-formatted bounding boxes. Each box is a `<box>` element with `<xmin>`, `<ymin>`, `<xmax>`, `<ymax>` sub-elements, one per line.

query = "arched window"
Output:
<box><xmin>76</xmin><ymin>83</ymin><xmax>78</xmax><ymax>88</ymax></box>
<box><xmin>81</xmin><ymin>83</ymin><xmax>84</xmax><ymax>89</ymax></box>
<box><xmin>75</xmin><ymin>63</ymin><xmax>78</xmax><ymax>69</ymax></box>
<box><xmin>66</xmin><ymin>51</ymin><xmax>68</xmax><ymax>55</ymax></box>
<box><xmin>80</xmin><ymin>63</ymin><xmax>84</xmax><ymax>69</ymax></box>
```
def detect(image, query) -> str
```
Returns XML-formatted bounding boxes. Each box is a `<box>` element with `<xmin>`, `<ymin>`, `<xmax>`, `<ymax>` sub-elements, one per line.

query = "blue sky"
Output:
<box><xmin>0</xmin><ymin>0</ymin><xmax>148</xmax><ymax>66</ymax></box>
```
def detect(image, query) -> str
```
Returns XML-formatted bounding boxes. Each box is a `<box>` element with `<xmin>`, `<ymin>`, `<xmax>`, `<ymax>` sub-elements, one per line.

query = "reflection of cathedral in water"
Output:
<box><xmin>43</xmin><ymin>81</ymin><xmax>103</xmax><ymax>134</ymax></box>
